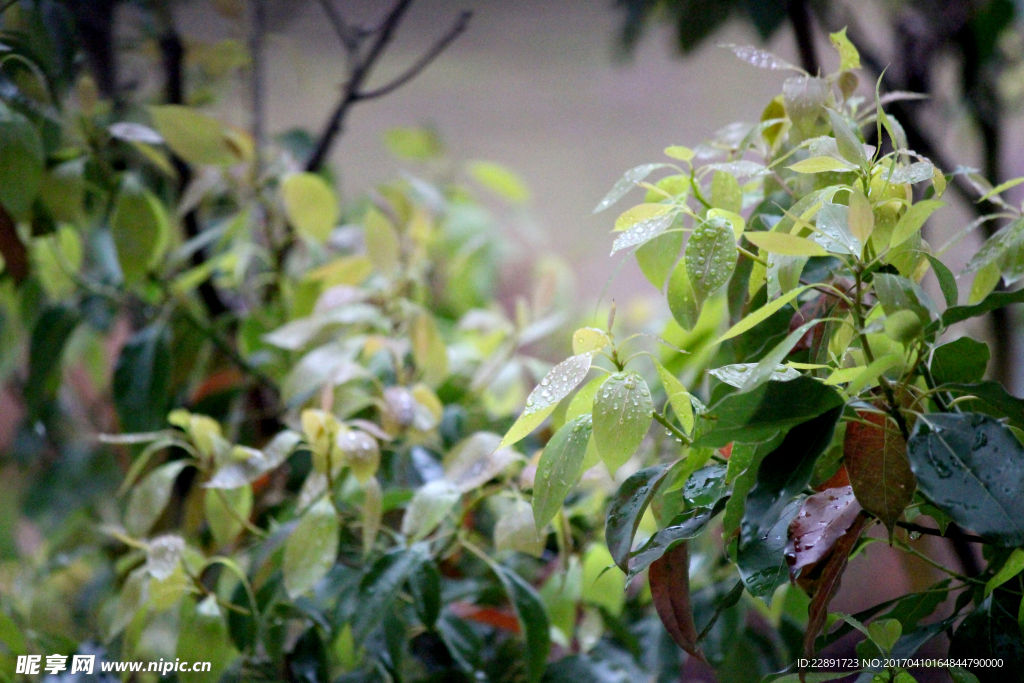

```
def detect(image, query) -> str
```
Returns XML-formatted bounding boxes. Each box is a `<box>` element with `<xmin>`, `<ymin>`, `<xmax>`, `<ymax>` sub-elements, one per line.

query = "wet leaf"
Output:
<box><xmin>495</xmin><ymin>499</ymin><xmax>544</xmax><ymax>556</ymax></box>
<box><xmin>628</xmin><ymin>506</ymin><xmax>715</xmax><ymax>580</ymax></box>
<box><xmin>283</xmin><ymin>497</ymin><xmax>339</xmax><ymax>598</ymax></box>
<box><xmin>907</xmin><ymin>413</ymin><xmax>1024</xmax><ymax>546</ymax></box>
<box><xmin>726</xmin><ymin>44</ymin><xmax>798</xmax><ymax>71</ymax></box>
<box><xmin>931</xmin><ymin>338</ymin><xmax>989</xmax><ymax>385</ymax></box>
<box><xmin>654</xmin><ymin>360</ymin><xmax>693</xmax><ymax>434</ymax></box>
<box><xmin>605</xmin><ymin>464</ymin><xmax>669</xmax><ymax>571</ymax></box>
<box><xmin>890</xmin><ymin>200</ymin><xmax>945</xmax><ymax>249</ymax></box>
<box><xmin>949</xmin><ymin>592</ymin><xmax>1024</xmax><ymax>673</ymax></box>
<box><xmin>667</xmin><ymin>258</ymin><xmax>701</xmax><ymax>330</ymax></box>
<box><xmin>501</xmin><ymin>353</ymin><xmax>593</xmax><ymax>448</ymax></box>
<box><xmin>636</xmin><ymin>228</ymin><xmax>684</xmax><ymax>289</ymax></box>
<box><xmin>572</xmin><ymin>327</ymin><xmax>610</xmax><ymax>355</ymax></box>
<box><xmin>685</xmin><ymin>218</ymin><xmax>738</xmax><ymax>307</ymax></box>
<box><xmin>830</xmin><ymin>28</ymin><xmax>860</xmax><ymax>70</ymax></box>
<box><xmin>709</xmin><ymin>362</ymin><xmax>799</xmax><ymax>389</ymax></box>
<box><xmin>353</xmin><ymin>546</ymin><xmax>427</xmax><ymax>643</ymax></box>
<box><xmin>786</xmin><ymin>485</ymin><xmax>863</xmax><ymax>577</ymax></box>
<box><xmin>125</xmin><ymin>460</ymin><xmax>190</xmax><ymax>537</ymax></box>
<box><xmin>594</xmin><ymin>163</ymin><xmax>672</xmax><ymax>213</ymax></box>
<box><xmin>649</xmin><ymin>542</ymin><xmax>703</xmax><ymax>660</ymax></box>
<box><xmin>985</xmin><ymin>548</ymin><xmax>1024</xmax><ymax>597</ymax></box>
<box><xmin>532</xmin><ymin>415</ymin><xmax>593</xmax><ymax>530</ymax></box>
<box><xmin>844</xmin><ymin>412</ymin><xmax>914</xmax><ymax>536</ymax></box>
<box><xmin>444</xmin><ymin>432</ymin><xmax>521</xmax><ymax>492</ymax></box>
<box><xmin>592</xmin><ymin>372</ymin><xmax>653</xmax><ymax>472</ymax></box>
<box><xmin>788</xmin><ymin>156</ymin><xmax>856</xmax><ymax>174</ymax></box>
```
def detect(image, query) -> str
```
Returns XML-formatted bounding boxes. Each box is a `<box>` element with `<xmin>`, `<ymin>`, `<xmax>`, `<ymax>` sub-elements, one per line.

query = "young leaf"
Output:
<box><xmin>532</xmin><ymin>415</ymin><xmax>593</xmax><ymax>530</ymax></box>
<box><xmin>985</xmin><ymin>548</ymin><xmax>1024</xmax><ymax>597</ymax></box>
<box><xmin>649</xmin><ymin>543</ymin><xmax>703</xmax><ymax>661</ymax></box>
<box><xmin>786</xmin><ymin>485</ymin><xmax>863</xmax><ymax>577</ymax></box>
<box><xmin>744</xmin><ymin>231</ymin><xmax>828</xmax><ymax>257</ymax></box>
<box><xmin>711</xmin><ymin>171</ymin><xmax>742</xmax><ymax>214</ymax></box>
<box><xmin>685</xmin><ymin>218</ymin><xmax>738</xmax><ymax>307</ymax></box>
<box><xmin>605</xmin><ymin>464</ymin><xmax>668</xmax><ymax>572</ymax></box>
<box><xmin>654</xmin><ymin>360</ymin><xmax>693</xmax><ymax>434</ymax></box>
<box><xmin>468</xmin><ymin>161</ymin><xmax>530</xmax><ymax>203</ymax></box>
<box><xmin>571</xmin><ymin>327</ymin><xmax>610</xmax><ymax>355</ymax></box>
<box><xmin>830</xmin><ymin>28</ymin><xmax>861</xmax><ymax>71</ymax></box>
<box><xmin>907</xmin><ymin>413</ymin><xmax>1024</xmax><ymax>546</ymax></box>
<box><xmin>282</xmin><ymin>172</ymin><xmax>339</xmax><ymax>243</ymax></box>
<box><xmin>592</xmin><ymin>372</ymin><xmax>653</xmax><ymax>473</ymax></box>
<box><xmin>727</xmin><ymin>44</ymin><xmax>799</xmax><ymax>71</ymax></box>
<box><xmin>594</xmin><ymin>163</ymin><xmax>672</xmax><ymax>213</ymax></box>
<box><xmin>889</xmin><ymin>200</ymin><xmax>945</xmax><ymax>249</ymax></box>
<box><xmin>717</xmin><ymin>284</ymin><xmax>812</xmax><ymax>342</ymax></box>
<box><xmin>611</xmin><ymin>211</ymin><xmax>676</xmax><ymax>255</ymax></box>
<box><xmin>827</xmin><ymin>109</ymin><xmax>867</xmax><ymax>169</ymax></box>
<box><xmin>501</xmin><ymin>353</ymin><xmax>593</xmax><ymax>448</ymax></box>
<box><xmin>844</xmin><ymin>412</ymin><xmax>914</xmax><ymax>536</ymax></box>
<box><xmin>283</xmin><ymin>497</ymin><xmax>339</xmax><ymax>598</ymax></box>
<box><xmin>614</xmin><ymin>203</ymin><xmax>672</xmax><ymax>231</ymax></box>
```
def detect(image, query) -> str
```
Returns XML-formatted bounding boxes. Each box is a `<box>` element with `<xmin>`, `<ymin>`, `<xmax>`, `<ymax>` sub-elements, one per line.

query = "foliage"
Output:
<box><xmin>3</xmin><ymin>3</ymin><xmax>1024</xmax><ymax>683</ymax></box>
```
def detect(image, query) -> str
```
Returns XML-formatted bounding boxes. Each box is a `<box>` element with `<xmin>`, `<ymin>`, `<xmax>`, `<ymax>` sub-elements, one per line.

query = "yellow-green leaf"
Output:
<box><xmin>572</xmin><ymin>327</ymin><xmax>610</xmax><ymax>355</ymax></box>
<box><xmin>204</xmin><ymin>485</ymin><xmax>253</xmax><ymax>548</ymax></box>
<box><xmin>411</xmin><ymin>310</ymin><xmax>448</xmax><ymax>386</ymax></box>
<box><xmin>830</xmin><ymin>28</ymin><xmax>861</xmax><ymax>71</ymax></box>
<box><xmin>283</xmin><ymin>497</ymin><xmax>339</xmax><ymax>598</ymax></box>
<box><xmin>744</xmin><ymin>231</ymin><xmax>827</xmax><ymax>256</ymax></box>
<box><xmin>304</xmin><ymin>255</ymin><xmax>373</xmax><ymax>287</ymax></box>
<box><xmin>148</xmin><ymin>105</ymin><xmax>234</xmax><ymax>166</ymax></box>
<box><xmin>500</xmin><ymin>353</ymin><xmax>593</xmax><ymax>448</ymax></box>
<box><xmin>788</xmin><ymin>156</ymin><xmax>856</xmax><ymax>174</ymax></box>
<box><xmin>364</xmin><ymin>208</ymin><xmax>400</xmax><ymax>273</ymax></box>
<box><xmin>889</xmin><ymin>200</ymin><xmax>945</xmax><ymax>249</ymax></box>
<box><xmin>282</xmin><ymin>172</ymin><xmax>339</xmax><ymax>242</ymax></box>
<box><xmin>468</xmin><ymin>160</ymin><xmax>530</xmax><ymax>203</ymax></box>
<box><xmin>848</xmin><ymin>189</ymin><xmax>874</xmax><ymax>244</ymax></box>
<box><xmin>614</xmin><ymin>203</ymin><xmax>672</xmax><ymax>231</ymax></box>
<box><xmin>717</xmin><ymin>285</ymin><xmax>812</xmax><ymax>343</ymax></box>
<box><xmin>664</xmin><ymin>145</ymin><xmax>694</xmax><ymax>162</ymax></box>
<box><xmin>654</xmin><ymin>360</ymin><xmax>693</xmax><ymax>434</ymax></box>
<box><xmin>382</xmin><ymin>127</ymin><xmax>442</xmax><ymax>160</ymax></box>
<box><xmin>969</xmin><ymin>262</ymin><xmax>1002</xmax><ymax>304</ymax></box>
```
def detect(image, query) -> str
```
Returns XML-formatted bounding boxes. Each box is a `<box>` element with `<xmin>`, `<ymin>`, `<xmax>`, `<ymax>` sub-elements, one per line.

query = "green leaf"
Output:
<box><xmin>711</xmin><ymin>171</ymin><xmax>742</xmax><ymax>214</ymax></box>
<box><xmin>493</xmin><ymin>564</ymin><xmax>551</xmax><ymax>683</ymax></box>
<box><xmin>717</xmin><ymin>284</ymin><xmax>812</xmax><ymax>342</ymax></box>
<box><xmin>409</xmin><ymin>561</ymin><xmax>442</xmax><ymax>628</ymax></box>
<box><xmin>949</xmin><ymin>667</ymin><xmax>982</xmax><ymax>683</ymax></box>
<box><xmin>827</xmin><ymin>109</ymin><xmax>867</xmax><ymax>169</ymax></box>
<box><xmin>940</xmin><ymin>380</ymin><xmax>1024</xmax><ymax>430</ymax></box>
<box><xmin>614</xmin><ymin>202</ymin><xmax>672</xmax><ymax>231</ymax></box>
<box><xmin>628</xmin><ymin>506</ymin><xmax>715</xmax><ymax>580</ymax></box>
<box><xmin>148</xmin><ymin>105</ymin><xmax>234</xmax><ymax>166</ymax></box>
<box><xmin>411</xmin><ymin>309</ymin><xmax>448</xmax><ymax>386</ymax></box>
<box><xmin>468</xmin><ymin>160</ymin><xmax>530</xmax><ymax>203</ymax></box>
<box><xmin>737</xmin><ymin>406</ymin><xmax>842</xmax><ymax>597</ymax></box>
<box><xmin>204</xmin><ymin>486</ymin><xmax>253</xmax><ymax>547</ymax></box>
<box><xmin>176</xmin><ymin>596</ymin><xmax>239</xmax><ymax>683</ymax></box>
<box><xmin>985</xmin><ymin>548</ymin><xmax>1024</xmax><ymax>597</ymax></box>
<box><xmin>125</xmin><ymin>460</ymin><xmax>190</xmax><ymax>537</ymax></box>
<box><xmin>532</xmin><ymin>415</ymin><xmax>594</xmax><ymax>530</ymax></box>
<box><xmin>941</xmin><ymin>287</ymin><xmax>1024</xmax><ymax>327</ymax></box>
<box><xmin>636</xmin><ymin>228</ymin><xmax>683</xmax><ymax>289</ymax></box>
<box><xmin>113</xmin><ymin>323</ymin><xmax>172</xmax><ymax>433</ymax></box>
<box><xmin>501</xmin><ymin>353</ymin><xmax>593</xmax><ymax>448</ymax></box>
<box><xmin>949</xmin><ymin>593</ymin><xmax>1024</xmax><ymax>671</ymax></box>
<box><xmin>664</xmin><ymin>146</ymin><xmax>695</xmax><ymax>161</ymax></box>
<box><xmin>611</xmin><ymin>211</ymin><xmax>676</xmax><ymax>255</ymax></box>
<box><xmin>283</xmin><ymin>497</ymin><xmax>339</xmax><ymax>598</ymax></box>
<box><xmin>581</xmin><ymin>543</ymin><xmax>624</xmax><ymax>615</ymax></box>
<box><xmin>969</xmin><ymin>262</ymin><xmax>1001</xmax><ymax>304</ymax></box>
<box><xmin>931</xmin><ymin>338</ymin><xmax>989</xmax><ymax>385</ymax></box>
<box><xmin>889</xmin><ymin>200</ymin><xmax>945</xmax><ymax>249</ymax></box>
<box><xmin>594</xmin><ymin>163</ymin><xmax>672</xmax><ymax>213</ymax></box>
<box><xmin>592</xmin><ymin>372</ymin><xmax>653</xmax><ymax>473</ymax></box>
<box><xmin>0</xmin><ymin>102</ymin><xmax>43</xmax><ymax>218</ymax></box>
<box><xmin>685</xmin><ymin>219</ymin><xmax>738</xmax><ymax>307</ymax></box>
<box><xmin>401</xmin><ymin>479</ymin><xmax>460</xmax><ymax>540</ymax></box>
<box><xmin>830</xmin><ymin>27</ymin><xmax>861</xmax><ymax>70</ymax></box>
<box><xmin>654</xmin><ymin>360</ymin><xmax>693</xmax><ymax>434</ymax></box>
<box><xmin>745</xmin><ymin>230</ymin><xmax>828</xmax><ymax>256</ymax></box>
<box><xmin>382</xmin><ymin>127</ymin><xmax>442</xmax><ymax>160</ymax></box>
<box><xmin>847</xmin><ymin>189</ymin><xmax>874</xmax><ymax>244</ymax></box>
<box><xmin>111</xmin><ymin>174</ymin><xmax>170</xmax><ymax>284</ymax></box>
<box><xmin>0</xmin><ymin>606</ymin><xmax>26</xmax><ymax>656</ymax></box>
<box><xmin>924</xmin><ymin>253</ymin><xmax>958</xmax><ymax>307</ymax></box>
<box><xmin>844</xmin><ymin>413</ymin><xmax>914</xmax><ymax>536</ymax></box>
<box><xmin>735</xmin><ymin>320</ymin><xmax>817</xmax><ymax>393</ymax></box>
<box><xmin>353</xmin><ymin>547</ymin><xmax>427</xmax><ymax>642</ymax></box>
<box><xmin>572</xmin><ymin>327</ymin><xmax>610</xmax><ymax>355</ymax></box>
<box><xmin>907</xmin><ymin>413</ymin><xmax>1024</xmax><ymax>546</ymax></box>
<box><xmin>873</xmin><ymin>273</ymin><xmax>939</xmax><ymax>323</ymax></box>
<box><xmin>494</xmin><ymin>498</ymin><xmax>544</xmax><ymax>556</ymax></box>
<box><xmin>364</xmin><ymin>208</ymin><xmax>400</xmax><ymax>274</ymax></box>
<box><xmin>282</xmin><ymin>172</ymin><xmax>339</xmax><ymax>242</ymax></box>
<box><xmin>24</xmin><ymin>304</ymin><xmax>80</xmax><ymax>418</ymax></box>
<box><xmin>788</xmin><ymin>156</ymin><xmax>856</xmax><ymax>174</ymax></box>
<box><xmin>605</xmin><ymin>464</ymin><xmax>668</xmax><ymax>572</ymax></box>
<box><xmin>695</xmin><ymin>375</ymin><xmax>844</xmax><ymax>448</ymax></box>
<box><xmin>667</xmin><ymin>258</ymin><xmax>701</xmax><ymax>330</ymax></box>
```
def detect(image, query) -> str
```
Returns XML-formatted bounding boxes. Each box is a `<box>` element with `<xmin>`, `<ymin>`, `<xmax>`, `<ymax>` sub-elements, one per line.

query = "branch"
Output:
<box><xmin>895</xmin><ymin>521</ymin><xmax>986</xmax><ymax>545</ymax></box>
<box><xmin>316</xmin><ymin>0</ymin><xmax>358</xmax><ymax>54</ymax></box>
<box><xmin>786</xmin><ymin>0</ymin><xmax>819</xmax><ymax>75</ymax></box>
<box><xmin>358</xmin><ymin>10</ymin><xmax>472</xmax><ymax>101</ymax></box>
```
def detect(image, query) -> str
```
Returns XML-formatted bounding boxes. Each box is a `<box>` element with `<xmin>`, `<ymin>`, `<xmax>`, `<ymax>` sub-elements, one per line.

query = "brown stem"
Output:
<box><xmin>786</xmin><ymin>0</ymin><xmax>819</xmax><ymax>75</ymax></box>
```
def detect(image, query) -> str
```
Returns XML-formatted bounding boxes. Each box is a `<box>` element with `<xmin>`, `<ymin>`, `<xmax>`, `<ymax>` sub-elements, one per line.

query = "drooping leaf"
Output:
<box><xmin>636</xmin><ymin>228</ymin><xmax>684</xmax><ymax>289</ymax></box>
<box><xmin>844</xmin><ymin>412</ymin><xmax>914</xmax><ymax>536</ymax></box>
<box><xmin>113</xmin><ymin>322</ymin><xmax>172</xmax><ymax>433</ymax></box>
<box><xmin>695</xmin><ymin>376</ymin><xmax>844</xmax><ymax>448</ymax></box>
<box><xmin>931</xmin><ymin>338</ymin><xmax>989</xmax><ymax>385</ymax></box>
<box><xmin>940</xmin><ymin>287</ymin><xmax>1024</xmax><ymax>327</ymax></box>
<box><xmin>493</xmin><ymin>564</ymin><xmax>550</xmax><ymax>683</ymax></box>
<box><xmin>685</xmin><ymin>219</ymin><xmax>738</xmax><ymax>308</ymax></box>
<box><xmin>283</xmin><ymin>497</ymin><xmax>339</xmax><ymax>598</ymax></box>
<box><xmin>532</xmin><ymin>415</ymin><xmax>593</xmax><ymax>530</ymax></box>
<box><xmin>924</xmin><ymin>253</ymin><xmax>958</xmax><ymax>308</ymax></box>
<box><xmin>592</xmin><ymin>371</ymin><xmax>653</xmax><ymax>472</ymax></box>
<box><xmin>628</xmin><ymin>506</ymin><xmax>715</xmax><ymax>580</ymax></box>
<box><xmin>605</xmin><ymin>464</ymin><xmax>669</xmax><ymax>572</ymax></box>
<box><xmin>786</xmin><ymin>485</ymin><xmax>863</xmax><ymax>577</ymax></box>
<box><xmin>501</xmin><ymin>353</ymin><xmax>593</xmax><ymax>448</ymax></box>
<box><xmin>594</xmin><ymin>163</ymin><xmax>672</xmax><ymax>213</ymax></box>
<box><xmin>907</xmin><ymin>413</ymin><xmax>1024</xmax><ymax>546</ymax></box>
<box><xmin>111</xmin><ymin>175</ymin><xmax>170</xmax><ymax>285</ymax></box>
<box><xmin>667</xmin><ymin>258</ymin><xmax>701</xmax><ymax>330</ymax></box>
<box><xmin>125</xmin><ymin>460</ymin><xmax>191</xmax><ymax>537</ymax></box>
<box><xmin>738</xmin><ymin>406</ymin><xmax>843</xmax><ymax>597</ymax></box>
<box><xmin>282</xmin><ymin>172</ymin><xmax>339</xmax><ymax>242</ymax></box>
<box><xmin>649</xmin><ymin>542</ymin><xmax>703</xmax><ymax>660</ymax></box>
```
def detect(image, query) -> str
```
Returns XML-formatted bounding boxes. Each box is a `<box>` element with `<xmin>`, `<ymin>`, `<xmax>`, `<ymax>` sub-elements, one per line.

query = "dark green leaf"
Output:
<box><xmin>628</xmin><ymin>505</ymin><xmax>715</xmax><ymax>580</ymax></box>
<box><xmin>907</xmin><ymin>413</ymin><xmax>1024</xmax><ymax>546</ymax></box>
<box><xmin>494</xmin><ymin>564</ymin><xmax>550</xmax><ymax>683</ymax></box>
<box><xmin>176</xmin><ymin>596</ymin><xmax>238</xmax><ymax>683</ymax></box>
<box><xmin>685</xmin><ymin>218</ymin><xmax>738</xmax><ymax>308</ymax></box>
<box><xmin>436</xmin><ymin>611</ymin><xmax>483</xmax><ymax>675</ymax></box>
<box><xmin>873</xmin><ymin>272</ymin><xmax>939</xmax><ymax>323</ymax></box>
<box><xmin>941</xmin><ymin>381</ymin><xmax>1024</xmax><ymax>429</ymax></box>
<box><xmin>940</xmin><ymin>287</ymin><xmax>1024</xmax><ymax>327</ymax></box>
<box><xmin>738</xmin><ymin>406</ymin><xmax>843</xmax><ymax>597</ymax></box>
<box><xmin>353</xmin><ymin>546</ymin><xmax>427</xmax><ymax>643</ymax></box>
<box><xmin>24</xmin><ymin>304</ymin><xmax>79</xmax><ymax>418</ymax></box>
<box><xmin>925</xmin><ymin>253</ymin><xmax>958</xmax><ymax>308</ymax></box>
<box><xmin>533</xmin><ymin>414</ymin><xmax>593</xmax><ymax>530</ymax></box>
<box><xmin>931</xmin><ymin>338</ymin><xmax>989</xmax><ymax>385</ymax></box>
<box><xmin>605</xmin><ymin>464</ymin><xmax>669</xmax><ymax>572</ymax></box>
<box><xmin>113</xmin><ymin>322</ymin><xmax>172</xmax><ymax>433</ymax></box>
<box><xmin>409</xmin><ymin>561</ymin><xmax>441</xmax><ymax>628</ymax></box>
<box><xmin>0</xmin><ymin>102</ymin><xmax>44</xmax><ymax>219</ymax></box>
<box><xmin>949</xmin><ymin>592</ymin><xmax>1024</xmax><ymax>673</ymax></box>
<box><xmin>695</xmin><ymin>376</ymin><xmax>844</xmax><ymax>448</ymax></box>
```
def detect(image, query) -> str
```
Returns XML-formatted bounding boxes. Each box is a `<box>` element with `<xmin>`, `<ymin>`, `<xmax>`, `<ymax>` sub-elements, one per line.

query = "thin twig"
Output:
<box><xmin>895</xmin><ymin>521</ymin><xmax>986</xmax><ymax>544</ymax></box>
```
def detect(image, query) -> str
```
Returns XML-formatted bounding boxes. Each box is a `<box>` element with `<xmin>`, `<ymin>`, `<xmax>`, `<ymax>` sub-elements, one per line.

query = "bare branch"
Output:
<box><xmin>358</xmin><ymin>10</ymin><xmax>472</xmax><ymax>101</ymax></box>
<box><xmin>316</xmin><ymin>0</ymin><xmax>358</xmax><ymax>55</ymax></box>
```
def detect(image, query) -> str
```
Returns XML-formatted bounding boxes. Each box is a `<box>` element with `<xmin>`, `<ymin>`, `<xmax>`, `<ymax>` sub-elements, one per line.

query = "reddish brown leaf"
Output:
<box><xmin>801</xmin><ymin>513</ymin><xmax>870</xmax><ymax>661</ymax></box>
<box><xmin>844</xmin><ymin>412</ymin><xmax>915</xmax><ymax>535</ymax></box>
<box><xmin>0</xmin><ymin>204</ymin><xmax>28</xmax><ymax>284</ymax></box>
<box><xmin>649</xmin><ymin>541</ymin><xmax>705</xmax><ymax>662</ymax></box>
<box><xmin>449</xmin><ymin>601</ymin><xmax>521</xmax><ymax>633</ymax></box>
<box><xmin>786</xmin><ymin>485</ymin><xmax>862</xmax><ymax>580</ymax></box>
<box><xmin>814</xmin><ymin>463</ymin><xmax>850</xmax><ymax>491</ymax></box>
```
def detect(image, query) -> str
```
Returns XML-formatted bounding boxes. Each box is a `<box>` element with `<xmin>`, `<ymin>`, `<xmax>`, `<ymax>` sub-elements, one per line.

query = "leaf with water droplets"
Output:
<box><xmin>907</xmin><ymin>413</ymin><xmax>1024</xmax><ymax>547</ymax></box>
<box><xmin>593</xmin><ymin>163</ymin><xmax>672</xmax><ymax>213</ymax></box>
<box><xmin>610</xmin><ymin>211</ymin><xmax>677</xmax><ymax>255</ymax></box>
<box><xmin>685</xmin><ymin>218</ymin><xmax>737</xmax><ymax>309</ymax></box>
<box><xmin>709</xmin><ymin>362</ymin><xmax>801</xmax><ymax>389</ymax></box>
<box><xmin>711</xmin><ymin>170</ymin><xmax>742</xmax><ymax>214</ymax></box>
<box><xmin>785</xmin><ymin>485</ymin><xmax>863</xmax><ymax>579</ymax></box>
<box><xmin>654</xmin><ymin>360</ymin><xmax>693</xmax><ymax>434</ymax></box>
<box><xmin>500</xmin><ymin>353</ymin><xmax>593</xmax><ymax>448</ymax></box>
<box><xmin>649</xmin><ymin>542</ymin><xmax>704</xmax><ymax>661</ymax></box>
<box><xmin>605</xmin><ymin>464</ymin><xmax>669</xmax><ymax>572</ymax></box>
<box><xmin>883</xmin><ymin>161</ymin><xmax>935</xmax><ymax>185</ymax></box>
<box><xmin>572</xmin><ymin>327</ymin><xmax>610</xmax><ymax>355</ymax></box>
<box><xmin>532</xmin><ymin>415</ymin><xmax>594</xmax><ymax>530</ymax></box>
<box><xmin>667</xmin><ymin>258</ymin><xmax>701</xmax><ymax>330</ymax></box>
<box><xmin>614</xmin><ymin>202</ymin><xmax>672</xmax><ymax>231</ymax></box>
<box><xmin>592</xmin><ymin>372</ymin><xmax>653</xmax><ymax>473</ymax></box>
<box><xmin>844</xmin><ymin>412</ymin><xmax>914</xmax><ymax>536</ymax></box>
<box><xmin>814</xmin><ymin>201</ymin><xmax>861</xmax><ymax>255</ymax></box>
<box><xmin>725</xmin><ymin>44</ymin><xmax>799</xmax><ymax>72</ymax></box>
<box><xmin>745</xmin><ymin>231</ymin><xmax>828</xmax><ymax>257</ymax></box>
<box><xmin>283</xmin><ymin>497</ymin><xmax>340</xmax><ymax>598</ymax></box>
